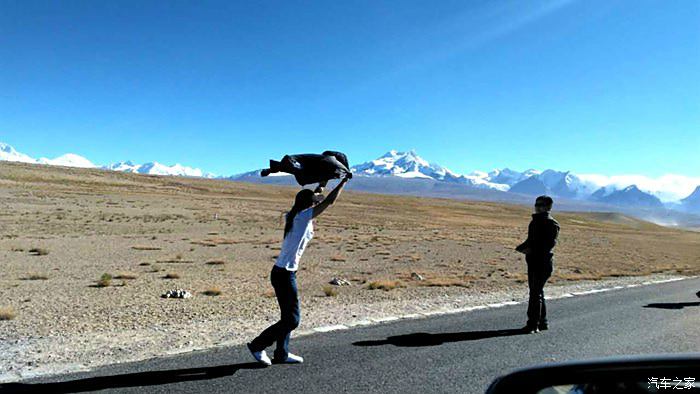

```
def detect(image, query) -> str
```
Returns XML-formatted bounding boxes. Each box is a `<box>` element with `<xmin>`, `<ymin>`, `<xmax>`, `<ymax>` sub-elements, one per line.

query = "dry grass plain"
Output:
<box><xmin>0</xmin><ymin>161</ymin><xmax>698</xmax><ymax>374</ymax></box>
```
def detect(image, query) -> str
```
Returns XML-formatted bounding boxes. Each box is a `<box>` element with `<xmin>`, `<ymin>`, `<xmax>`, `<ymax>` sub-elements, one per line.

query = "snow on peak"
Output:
<box><xmin>577</xmin><ymin>173</ymin><xmax>700</xmax><ymax>202</ymax></box>
<box><xmin>1</xmin><ymin>142</ymin><xmax>95</xmax><ymax>168</ymax></box>
<box><xmin>104</xmin><ymin>161</ymin><xmax>140</xmax><ymax>172</ymax></box>
<box><xmin>0</xmin><ymin>142</ymin><xmax>37</xmax><ymax>164</ymax></box>
<box><xmin>354</xmin><ymin>150</ymin><xmax>448</xmax><ymax>180</ymax></box>
<box><xmin>352</xmin><ymin>150</ymin><xmax>510</xmax><ymax>190</ymax></box>
<box><xmin>38</xmin><ymin>153</ymin><xmax>96</xmax><ymax>168</ymax></box>
<box><xmin>105</xmin><ymin>161</ymin><xmax>210</xmax><ymax>177</ymax></box>
<box><xmin>0</xmin><ymin>141</ymin><xmax>211</xmax><ymax>178</ymax></box>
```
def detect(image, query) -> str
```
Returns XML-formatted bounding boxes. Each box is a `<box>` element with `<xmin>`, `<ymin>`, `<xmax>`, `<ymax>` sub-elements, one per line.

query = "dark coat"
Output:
<box><xmin>516</xmin><ymin>212</ymin><xmax>560</xmax><ymax>261</ymax></box>
<box><xmin>262</xmin><ymin>151</ymin><xmax>351</xmax><ymax>186</ymax></box>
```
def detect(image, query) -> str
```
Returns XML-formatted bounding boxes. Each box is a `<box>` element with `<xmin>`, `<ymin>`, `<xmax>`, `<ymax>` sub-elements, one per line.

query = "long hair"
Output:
<box><xmin>284</xmin><ymin>189</ymin><xmax>316</xmax><ymax>237</ymax></box>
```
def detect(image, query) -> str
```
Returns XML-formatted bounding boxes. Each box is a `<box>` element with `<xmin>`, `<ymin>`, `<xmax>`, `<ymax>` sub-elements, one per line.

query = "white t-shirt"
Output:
<box><xmin>274</xmin><ymin>208</ymin><xmax>314</xmax><ymax>271</ymax></box>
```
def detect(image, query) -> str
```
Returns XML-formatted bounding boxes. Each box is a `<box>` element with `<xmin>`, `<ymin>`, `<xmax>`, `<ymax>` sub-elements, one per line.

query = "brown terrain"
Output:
<box><xmin>0</xmin><ymin>161</ymin><xmax>698</xmax><ymax>377</ymax></box>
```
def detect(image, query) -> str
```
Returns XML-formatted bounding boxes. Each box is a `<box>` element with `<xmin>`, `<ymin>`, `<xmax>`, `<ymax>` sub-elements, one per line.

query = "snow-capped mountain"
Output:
<box><xmin>352</xmin><ymin>150</ymin><xmax>453</xmax><ymax>180</ymax></box>
<box><xmin>3</xmin><ymin>142</ymin><xmax>698</xmax><ymax>211</ymax></box>
<box><xmin>483</xmin><ymin>168</ymin><xmax>540</xmax><ymax>187</ymax></box>
<box><xmin>104</xmin><ymin>161</ymin><xmax>141</xmax><ymax>172</ymax></box>
<box><xmin>508</xmin><ymin>170</ymin><xmax>599</xmax><ymax>199</ymax></box>
<box><xmin>1</xmin><ymin>142</ymin><xmax>96</xmax><ymax>168</ymax></box>
<box><xmin>104</xmin><ymin>161</ymin><xmax>212</xmax><ymax>177</ymax></box>
<box><xmin>1</xmin><ymin>142</ymin><xmax>37</xmax><ymax>163</ymax></box>
<box><xmin>350</xmin><ymin>150</ymin><xmax>508</xmax><ymax>190</ymax></box>
<box><xmin>349</xmin><ymin>151</ymin><xmax>679</xmax><ymax>208</ymax></box>
<box><xmin>0</xmin><ymin>142</ymin><xmax>211</xmax><ymax>178</ymax></box>
<box><xmin>38</xmin><ymin>154</ymin><xmax>96</xmax><ymax>168</ymax></box>
<box><xmin>590</xmin><ymin>185</ymin><xmax>664</xmax><ymax>209</ymax></box>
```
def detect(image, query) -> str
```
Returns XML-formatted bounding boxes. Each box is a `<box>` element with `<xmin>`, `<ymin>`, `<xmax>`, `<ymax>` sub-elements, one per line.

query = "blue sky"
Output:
<box><xmin>1</xmin><ymin>0</ymin><xmax>698</xmax><ymax>177</ymax></box>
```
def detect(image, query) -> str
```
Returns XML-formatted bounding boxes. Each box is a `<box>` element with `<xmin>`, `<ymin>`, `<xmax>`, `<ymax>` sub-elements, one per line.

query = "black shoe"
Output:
<box><xmin>538</xmin><ymin>323</ymin><xmax>549</xmax><ymax>331</ymax></box>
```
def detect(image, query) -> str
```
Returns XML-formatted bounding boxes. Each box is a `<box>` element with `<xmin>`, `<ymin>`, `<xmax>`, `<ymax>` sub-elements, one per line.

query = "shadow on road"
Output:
<box><xmin>644</xmin><ymin>302</ymin><xmax>700</xmax><ymax>310</ymax></box>
<box><xmin>353</xmin><ymin>328</ymin><xmax>525</xmax><ymax>347</ymax></box>
<box><xmin>0</xmin><ymin>362</ymin><xmax>265</xmax><ymax>394</ymax></box>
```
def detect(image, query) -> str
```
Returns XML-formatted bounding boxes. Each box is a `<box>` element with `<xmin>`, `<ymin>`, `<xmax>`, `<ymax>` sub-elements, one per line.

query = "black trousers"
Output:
<box><xmin>526</xmin><ymin>256</ymin><xmax>553</xmax><ymax>327</ymax></box>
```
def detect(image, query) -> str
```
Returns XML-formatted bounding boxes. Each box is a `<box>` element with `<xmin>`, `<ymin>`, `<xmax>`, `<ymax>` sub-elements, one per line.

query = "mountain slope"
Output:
<box><xmin>680</xmin><ymin>186</ymin><xmax>700</xmax><ymax>213</ymax></box>
<box><xmin>508</xmin><ymin>176</ymin><xmax>550</xmax><ymax>196</ymax></box>
<box><xmin>592</xmin><ymin>185</ymin><xmax>664</xmax><ymax>208</ymax></box>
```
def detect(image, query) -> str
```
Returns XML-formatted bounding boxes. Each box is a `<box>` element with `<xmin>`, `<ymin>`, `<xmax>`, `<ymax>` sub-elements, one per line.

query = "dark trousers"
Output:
<box><xmin>249</xmin><ymin>266</ymin><xmax>300</xmax><ymax>360</ymax></box>
<box><xmin>526</xmin><ymin>256</ymin><xmax>553</xmax><ymax>328</ymax></box>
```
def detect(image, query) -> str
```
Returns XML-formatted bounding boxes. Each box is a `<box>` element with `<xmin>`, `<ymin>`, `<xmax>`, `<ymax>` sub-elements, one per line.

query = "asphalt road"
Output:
<box><xmin>3</xmin><ymin>278</ymin><xmax>699</xmax><ymax>394</ymax></box>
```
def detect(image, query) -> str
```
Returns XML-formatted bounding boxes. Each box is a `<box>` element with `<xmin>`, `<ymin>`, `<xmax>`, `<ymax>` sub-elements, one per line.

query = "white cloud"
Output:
<box><xmin>578</xmin><ymin>173</ymin><xmax>700</xmax><ymax>202</ymax></box>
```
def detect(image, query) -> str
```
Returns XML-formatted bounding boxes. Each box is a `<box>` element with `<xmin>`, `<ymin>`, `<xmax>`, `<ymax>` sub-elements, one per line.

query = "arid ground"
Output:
<box><xmin>1</xmin><ymin>161</ymin><xmax>698</xmax><ymax>379</ymax></box>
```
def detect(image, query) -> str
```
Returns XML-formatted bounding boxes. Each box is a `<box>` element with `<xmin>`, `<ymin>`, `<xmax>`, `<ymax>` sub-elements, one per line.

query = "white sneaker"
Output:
<box><xmin>276</xmin><ymin>352</ymin><xmax>304</xmax><ymax>364</ymax></box>
<box><xmin>247</xmin><ymin>344</ymin><xmax>272</xmax><ymax>366</ymax></box>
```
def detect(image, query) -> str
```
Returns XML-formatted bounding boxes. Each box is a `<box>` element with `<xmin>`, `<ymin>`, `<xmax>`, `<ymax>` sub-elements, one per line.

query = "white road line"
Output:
<box><xmin>313</xmin><ymin>325</ymin><xmax>348</xmax><ymax>333</ymax></box>
<box><xmin>371</xmin><ymin>316</ymin><xmax>400</xmax><ymax>323</ymax></box>
<box><xmin>554</xmin><ymin>293</ymin><xmax>575</xmax><ymax>299</ymax></box>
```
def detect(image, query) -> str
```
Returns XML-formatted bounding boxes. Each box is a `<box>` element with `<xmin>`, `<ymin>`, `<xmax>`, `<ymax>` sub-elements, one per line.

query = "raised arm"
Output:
<box><xmin>313</xmin><ymin>177</ymin><xmax>349</xmax><ymax>218</ymax></box>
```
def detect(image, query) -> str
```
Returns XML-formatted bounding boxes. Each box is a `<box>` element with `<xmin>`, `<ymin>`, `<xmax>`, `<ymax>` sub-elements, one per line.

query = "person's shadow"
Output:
<box><xmin>353</xmin><ymin>328</ymin><xmax>525</xmax><ymax>347</ymax></box>
<box><xmin>644</xmin><ymin>302</ymin><xmax>700</xmax><ymax>310</ymax></box>
<box><xmin>0</xmin><ymin>362</ymin><xmax>264</xmax><ymax>394</ymax></box>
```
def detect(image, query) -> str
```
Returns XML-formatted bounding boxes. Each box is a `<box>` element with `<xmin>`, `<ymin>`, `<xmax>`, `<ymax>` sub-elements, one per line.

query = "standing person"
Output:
<box><xmin>515</xmin><ymin>195</ymin><xmax>560</xmax><ymax>334</ymax></box>
<box><xmin>248</xmin><ymin>176</ymin><xmax>350</xmax><ymax>366</ymax></box>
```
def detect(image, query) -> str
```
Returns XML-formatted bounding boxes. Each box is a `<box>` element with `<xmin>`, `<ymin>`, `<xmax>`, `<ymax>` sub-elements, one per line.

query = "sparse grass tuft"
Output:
<box><xmin>420</xmin><ymin>278</ymin><xmax>470</xmax><ymax>288</ymax></box>
<box><xmin>0</xmin><ymin>306</ymin><xmax>16</xmax><ymax>321</ymax></box>
<box><xmin>131</xmin><ymin>245</ymin><xmax>161</xmax><ymax>251</ymax></box>
<box><xmin>96</xmin><ymin>273</ymin><xmax>112</xmax><ymax>288</ymax></box>
<box><xmin>22</xmin><ymin>273</ymin><xmax>49</xmax><ymax>281</ymax></box>
<box><xmin>114</xmin><ymin>272</ymin><xmax>138</xmax><ymax>280</ymax></box>
<box><xmin>263</xmin><ymin>289</ymin><xmax>276</xmax><ymax>298</ymax></box>
<box><xmin>202</xmin><ymin>287</ymin><xmax>222</xmax><ymax>296</ymax></box>
<box><xmin>156</xmin><ymin>256</ymin><xmax>194</xmax><ymax>264</ymax></box>
<box><xmin>367</xmin><ymin>280</ymin><xmax>403</xmax><ymax>291</ymax></box>
<box><xmin>164</xmin><ymin>272</ymin><xmax>180</xmax><ymax>279</ymax></box>
<box><xmin>322</xmin><ymin>285</ymin><xmax>339</xmax><ymax>297</ymax></box>
<box><xmin>28</xmin><ymin>248</ymin><xmax>49</xmax><ymax>256</ymax></box>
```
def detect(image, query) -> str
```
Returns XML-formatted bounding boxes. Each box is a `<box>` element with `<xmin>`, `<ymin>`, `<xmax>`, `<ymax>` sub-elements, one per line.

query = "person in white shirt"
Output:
<box><xmin>248</xmin><ymin>176</ymin><xmax>349</xmax><ymax>366</ymax></box>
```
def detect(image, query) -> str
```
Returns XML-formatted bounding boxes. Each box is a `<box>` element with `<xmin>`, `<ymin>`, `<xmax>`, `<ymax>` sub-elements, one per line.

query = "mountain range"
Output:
<box><xmin>1</xmin><ymin>142</ymin><xmax>211</xmax><ymax>178</ymax></box>
<box><xmin>103</xmin><ymin>161</ymin><xmax>213</xmax><ymax>177</ymax></box>
<box><xmin>344</xmin><ymin>150</ymin><xmax>682</xmax><ymax>209</ymax></box>
<box><xmin>234</xmin><ymin>150</ymin><xmax>699</xmax><ymax>215</ymax></box>
<box><xmin>2</xmin><ymin>142</ymin><xmax>698</xmax><ymax>214</ymax></box>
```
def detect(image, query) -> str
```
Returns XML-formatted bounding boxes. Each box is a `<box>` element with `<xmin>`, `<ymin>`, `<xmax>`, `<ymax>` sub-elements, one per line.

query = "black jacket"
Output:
<box><xmin>262</xmin><ymin>151</ymin><xmax>351</xmax><ymax>186</ymax></box>
<box><xmin>516</xmin><ymin>212</ymin><xmax>560</xmax><ymax>259</ymax></box>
